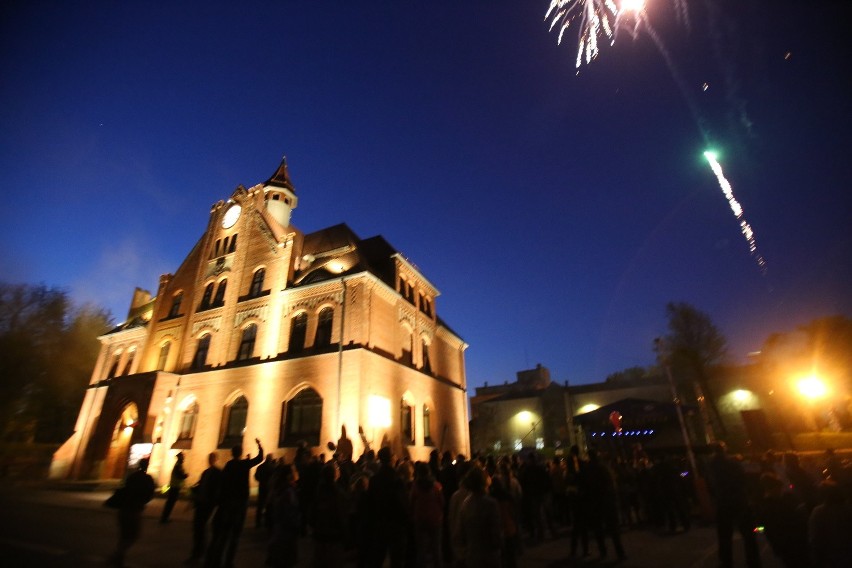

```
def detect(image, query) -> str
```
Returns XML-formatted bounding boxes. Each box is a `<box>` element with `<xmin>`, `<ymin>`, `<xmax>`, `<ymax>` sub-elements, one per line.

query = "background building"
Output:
<box><xmin>470</xmin><ymin>366</ymin><xmax>705</xmax><ymax>457</ymax></box>
<box><xmin>51</xmin><ymin>159</ymin><xmax>470</xmax><ymax>485</ymax></box>
<box><xmin>471</xmin><ymin>361</ymin><xmax>852</xmax><ymax>459</ymax></box>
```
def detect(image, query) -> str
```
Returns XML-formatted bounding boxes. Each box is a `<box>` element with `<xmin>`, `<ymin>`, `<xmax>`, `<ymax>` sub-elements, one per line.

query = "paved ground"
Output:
<box><xmin>0</xmin><ymin>485</ymin><xmax>784</xmax><ymax>567</ymax></box>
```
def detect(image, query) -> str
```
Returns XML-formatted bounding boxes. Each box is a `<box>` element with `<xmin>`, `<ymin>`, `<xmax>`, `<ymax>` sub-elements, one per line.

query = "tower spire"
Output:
<box><xmin>264</xmin><ymin>155</ymin><xmax>295</xmax><ymax>192</ymax></box>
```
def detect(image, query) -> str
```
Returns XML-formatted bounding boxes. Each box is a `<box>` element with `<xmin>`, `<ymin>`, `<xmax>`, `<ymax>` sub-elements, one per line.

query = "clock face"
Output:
<box><xmin>222</xmin><ymin>204</ymin><xmax>241</xmax><ymax>229</ymax></box>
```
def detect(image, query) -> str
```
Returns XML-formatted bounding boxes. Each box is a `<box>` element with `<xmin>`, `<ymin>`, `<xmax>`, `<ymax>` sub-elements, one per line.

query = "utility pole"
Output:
<box><xmin>655</xmin><ymin>337</ymin><xmax>714</xmax><ymax>521</ymax></box>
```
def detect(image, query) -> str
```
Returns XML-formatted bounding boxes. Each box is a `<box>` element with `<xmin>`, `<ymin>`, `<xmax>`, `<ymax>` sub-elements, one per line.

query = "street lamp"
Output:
<box><xmin>797</xmin><ymin>374</ymin><xmax>828</xmax><ymax>399</ymax></box>
<box><xmin>796</xmin><ymin>374</ymin><xmax>829</xmax><ymax>433</ymax></box>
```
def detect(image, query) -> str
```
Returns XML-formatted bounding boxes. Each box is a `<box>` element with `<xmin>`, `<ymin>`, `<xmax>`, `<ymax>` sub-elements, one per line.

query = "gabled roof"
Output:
<box><xmin>264</xmin><ymin>156</ymin><xmax>296</xmax><ymax>193</ymax></box>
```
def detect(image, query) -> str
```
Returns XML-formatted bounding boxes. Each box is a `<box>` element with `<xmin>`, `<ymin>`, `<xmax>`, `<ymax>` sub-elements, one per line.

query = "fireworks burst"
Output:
<box><xmin>546</xmin><ymin>1</ymin><xmax>694</xmax><ymax>70</ymax></box>
<box><xmin>545</xmin><ymin>0</ymin><xmax>651</xmax><ymax>69</ymax></box>
<box><xmin>704</xmin><ymin>151</ymin><xmax>767</xmax><ymax>274</ymax></box>
<box><xmin>545</xmin><ymin>0</ymin><xmax>620</xmax><ymax>69</ymax></box>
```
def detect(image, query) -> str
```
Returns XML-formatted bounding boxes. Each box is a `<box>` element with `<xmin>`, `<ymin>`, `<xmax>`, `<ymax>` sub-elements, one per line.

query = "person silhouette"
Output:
<box><xmin>109</xmin><ymin>457</ymin><xmax>155</xmax><ymax>567</ymax></box>
<box><xmin>161</xmin><ymin>452</ymin><xmax>188</xmax><ymax>523</ymax></box>
<box><xmin>204</xmin><ymin>438</ymin><xmax>264</xmax><ymax>568</ymax></box>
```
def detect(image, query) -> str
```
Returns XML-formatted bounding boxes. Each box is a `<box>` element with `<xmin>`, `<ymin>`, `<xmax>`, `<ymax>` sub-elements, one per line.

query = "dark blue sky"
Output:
<box><xmin>2</xmin><ymin>1</ymin><xmax>850</xmax><ymax>389</ymax></box>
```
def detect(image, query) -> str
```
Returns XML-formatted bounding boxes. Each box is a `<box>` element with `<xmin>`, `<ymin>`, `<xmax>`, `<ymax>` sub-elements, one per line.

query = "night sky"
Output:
<box><xmin>2</xmin><ymin>1</ymin><xmax>850</xmax><ymax>390</ymax></box>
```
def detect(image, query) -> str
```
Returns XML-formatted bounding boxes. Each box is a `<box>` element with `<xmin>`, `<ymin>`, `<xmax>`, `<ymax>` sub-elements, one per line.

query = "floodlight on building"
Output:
<box><xmin>368</xmin><ymin>395</ymin><xmax>392</xmax><ymax>428</ymax></box>
<box><xmin>731</xmin><ymin>389</ymin><xmax>756</xmax><ymax>404</ymax></box>
<box><xmin>797</xmin><ymin>375</ymin><xmax>828</xmax><ymax>400</ymax></box>
<box><xmin>577</xmin><ymin>404</ymin><xmax>600</xmax><ymax>415</ymax></box>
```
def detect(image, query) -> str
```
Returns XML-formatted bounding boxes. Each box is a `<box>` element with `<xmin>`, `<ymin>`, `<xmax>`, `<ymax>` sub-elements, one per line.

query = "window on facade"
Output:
<box><xmin>213</xmin><ymin>239</ymin><xmax>221</xmax><ymax>258</ymax></box>
<box><xmin>493</xmin><ymin>440</ymin><xmax>502</xmax><ymax>452</ymax></box>
<box><xmin>401</xmin><ymin>332</ymin><xmax>413</xmax><ymax>365</ymax></box>
<box><xmin>423</xmin><ymin>405</ymin><xmax>432</xmax><ymax>445</ymax></box>
<box><xmin>514</xmin><ymin>439</ymin><xmax>522</xmax><ymax>452</ymax></box>
<box><xmin>199</xmin><ymin>283</ymin><xmax>214</xmax><ymax>310</ymax></box>
<box><xmin>121</xmin><ymin>350</ymin><xmax>135</xmax><ymax>376</ymax></box>
<box><xmin>168</xmin><ymin>293</ymin><xmax>183</xmax><ymax>318</ymax></box>
<box><xmin>401</xmin><ymin>399</ymin><xmax>414</xmax><ymax>445</ymax></box>
<box><xmin>107</xmin><ymin>353</ymin><xmax>121</xmax><ymax>378</ymax></box>
<box><xmin>219</xmin><ymin>396</ymin><xmax>248</xmax><ymax>449</ymax></box>
<box><xmin>191</xmin><ymin>334</ymin><xmax>211</xmax><ymax>369</ymax></box>
<box><xmin>228</xmin><ymin>234</ymin><xmax>238</xmax><ymax>253</ymax></box>
<box><xmin>314</xmin><ymin>307</ymin><xmax>334</xmax><ymax>348</ymax></box>
<box><xmin>177</xmin><ymin>402</ymin><xmax>199</xmax><ymax>441</ymax></box>
<box><xmin>421</xmin><ymin>339</ymin><xmax>431</xmax><ymax>373</ymax></box>
<box><xmin>249</xmin><ymin>268</ymin><xmax>265</xmax><ymax>297</ymax></box>
<box><xmin>157</xmin><ymin>342</ymin><xmax>171</xmax><ymax>371</ymax></box>
<box><xmin>213</xmin><ymin>280</ymin><xmax>227</xmax><ymax>307</ymax></box>
<box><xmin>280</xmin><ymin>388</ymin><xmax>322</xmax><ymax>447</ymax></box>
<box><xmin>288</xmin><ymin>312</ymin><xmax>307</xmax><ymax>352</ymax></box>
<box><xmin>237</xmin><ymin>324</ymin><xmax>257</xmax><ymax>361</ymax></box>
<box><xmin>536</xmin><ymin>437</ymin><xmax>545</xmax><ymax>450</ymax></box>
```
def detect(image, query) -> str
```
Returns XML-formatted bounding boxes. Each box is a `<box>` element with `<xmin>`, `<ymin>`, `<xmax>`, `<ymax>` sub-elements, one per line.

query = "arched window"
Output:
<box><xmin>280</xmin><ymin>388</ymin><xmax>322</xmax><ymax>447</ymax></box>
<box><xmin>199</xmin><ymin>283</ymin><xmax>214</xmax><ymax>310</ymax></box>
<box><xmin>423</xmin><ymin>405</ymin><xmax>433</xmax><ymax>445</ymax></box>
<box><xmin>157</xmin><ymin>341</ymin><xmax>171</xmax><ymax>371</ymax></box>
<box><xmin>121</xmin><ymin>350</ymin><xmax>135</xmax><ymax>376</ymax></box>
<box><xmin>314</xmin><ymin>307</ymin><xmax>334</xmax><ymax>348</ymax></box>
<box><xmin>168</xmin><ymin>293</ymin><xmax>183</xmax><ymax>318</ymax></box>
<box><xmin>249</xmin><ymin>268</ymin><xmax>265</xmax><ymax>297</ymax></box>
<box><xmin>219</xmin><ymin>396</ymin><xmax>248</xmax><ymax>449</ymax></box>
<box><xmin>401</xmin><ymin>329</ymin><xmax>413</xmax><ymax>365</ymax></box>
<box><xmin>107</xmin><ymin>353</ymin><xmax>121</xmax><ymax>378</ymax></box>
<box><xmin>176</xmin><ymin>401</ymin><xmax>199</xmax><ymax>446</ymax></box>
<box><xmin>401</xmin><ymin>399</ymin><xmax>414</xmax><ymax>445</ymax></box>
<box><xmin>421</xmin><ymin>338</ymin><xmax>431</xmax><ymax>373</ymax></box>
<box><xmin>191</xmin><ymin>334</ymin><xmax>211</xmax><ymax>370</ymax></box>
<box><xmin>288</xmin><ymin>312</ymin><xmax>307</xmax><ymax>353</ymax></box>
<box><xmin>213</xmin><ymin>280</ymin><xmax>227</xmax><ymax>307</ymax></box>
<box><xmin>237</xmin><ymin>323</ymin><xmax>257</xmax><ymax>361</ymax></box>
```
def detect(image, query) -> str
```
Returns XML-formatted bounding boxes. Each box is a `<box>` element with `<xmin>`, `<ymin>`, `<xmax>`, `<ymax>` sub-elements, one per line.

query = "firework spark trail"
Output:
<box><xmin>704</xmin><ymin>152</ymin><xmax>767</xmax><ymax>274</ymax></box>
<box><xmin>632</xmin><ymin>14</ymin><xmax>768</xmax><ymax>274</ymax></box>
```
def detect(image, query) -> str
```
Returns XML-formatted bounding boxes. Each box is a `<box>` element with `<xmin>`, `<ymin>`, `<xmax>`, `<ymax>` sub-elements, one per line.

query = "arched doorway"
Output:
<box><xmin>102</xmin><ymin>403</ymin><xmax>138</xmax><ymax>479</ymax></box>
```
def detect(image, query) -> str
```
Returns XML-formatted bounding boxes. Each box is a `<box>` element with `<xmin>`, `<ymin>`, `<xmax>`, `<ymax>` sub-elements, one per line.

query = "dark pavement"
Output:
<box><xmin>0</xmin><ymin>485</ymin><xmax>784</xmax><ymax>567</ymax></box>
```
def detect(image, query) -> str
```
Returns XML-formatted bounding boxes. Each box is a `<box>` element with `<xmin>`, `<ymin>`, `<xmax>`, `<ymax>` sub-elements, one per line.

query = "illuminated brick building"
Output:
<box><xmin>51</xmin><ymin>159</ymin><xmax>469</xmax><ymax>484</ymax></box>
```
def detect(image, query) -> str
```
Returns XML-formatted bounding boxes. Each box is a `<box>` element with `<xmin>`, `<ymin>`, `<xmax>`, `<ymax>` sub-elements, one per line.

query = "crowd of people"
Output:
<box><xmin>109</xmin><ymin>432</ymin><xmax>852</xmax><ymax>568</ymax></box>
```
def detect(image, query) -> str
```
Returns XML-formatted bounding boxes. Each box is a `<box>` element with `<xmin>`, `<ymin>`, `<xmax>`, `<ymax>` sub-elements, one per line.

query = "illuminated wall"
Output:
<box><xmin>51</xmin><ymin>160</ymin><xmax>469</xmax><ymax>483</ymax></box>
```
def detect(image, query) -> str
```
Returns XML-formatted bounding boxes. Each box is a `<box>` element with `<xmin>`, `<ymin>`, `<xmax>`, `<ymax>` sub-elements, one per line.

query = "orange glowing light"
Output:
<box><xmin>797</xmin><ymin>375</ymin><xmax>828</xmax><ymax>399</ymax></box>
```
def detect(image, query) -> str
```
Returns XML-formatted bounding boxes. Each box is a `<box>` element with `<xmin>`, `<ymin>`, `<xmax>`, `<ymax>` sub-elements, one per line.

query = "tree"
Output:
<box><xmin>605</xmin><ymin>366</ymin><xmax>650</xmax><ymax>383</ymax></box>
<box><xmin>657</xmin><ymin>302</ymin><xmax>728</xmax><ymax>438</ymax></box>
<box><xmin>0</xmin><ymin>283</ymin><xmax>112</xmax><ymax>443</ymax></box>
